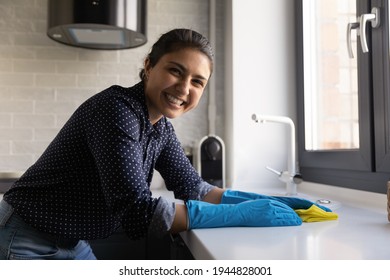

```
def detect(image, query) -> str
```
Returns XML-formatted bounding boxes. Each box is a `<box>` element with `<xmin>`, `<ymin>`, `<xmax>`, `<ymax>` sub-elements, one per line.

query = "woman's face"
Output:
<box><xmin>144</xmin><ymin>48</ymin><xmax>212</xmax><ymax>124</ymax></box>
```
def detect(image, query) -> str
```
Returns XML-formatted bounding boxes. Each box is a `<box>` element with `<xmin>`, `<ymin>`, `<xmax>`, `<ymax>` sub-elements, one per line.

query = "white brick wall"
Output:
<box><xmin>0</xmin><ymin>0</ymin><xmax>225</xmax><ymax>172</ymax></box>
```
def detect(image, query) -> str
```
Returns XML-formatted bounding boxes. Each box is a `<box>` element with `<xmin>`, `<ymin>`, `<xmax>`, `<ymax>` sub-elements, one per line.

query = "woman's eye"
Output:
<box><xmin>170</xmin><ymin>68</ymin><xmax>181</xmax><ymax>75</ymax></box>
<box><xmin>193</xmin><ymin>79</ymin><xmax>204</xmax><ymax>87</ymax></box>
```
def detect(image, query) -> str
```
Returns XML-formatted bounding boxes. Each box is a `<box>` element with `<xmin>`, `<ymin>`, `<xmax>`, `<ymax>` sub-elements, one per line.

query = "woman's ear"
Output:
<box><xmin>144</xmin><ymin>58</ymin><xmax>151</xmax><ymax>79</ymax></box>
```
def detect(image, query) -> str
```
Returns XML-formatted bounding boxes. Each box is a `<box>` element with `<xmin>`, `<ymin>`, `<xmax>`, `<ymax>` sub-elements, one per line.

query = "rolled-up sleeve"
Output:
<box><xmin>148</xmin><ymin>196</ymin><xmax>175</xmax><ymax>237</ymax></box>
<box><xmin>148</xmin><ymin>181</ymin><xmax>215</xmax><ymax>238</ymax></box>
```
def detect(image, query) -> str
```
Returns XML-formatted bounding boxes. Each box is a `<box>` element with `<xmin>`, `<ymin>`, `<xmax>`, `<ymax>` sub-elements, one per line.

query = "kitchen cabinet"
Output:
<box><xmin>89</xmin><ymin>231</ymin><xmax>193</xmax><ymax>260</ymax></box>
<box><xmin>89</xmin><ymin>230</ymin><xmax>148</xmax><ymax>260</ymax></box>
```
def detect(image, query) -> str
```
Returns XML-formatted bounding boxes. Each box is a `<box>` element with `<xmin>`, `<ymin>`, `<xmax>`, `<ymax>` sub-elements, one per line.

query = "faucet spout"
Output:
<box><xmin>252</xmin><ymin>114</ymin><xmax>299</xmax><ymax>195</ymax></box>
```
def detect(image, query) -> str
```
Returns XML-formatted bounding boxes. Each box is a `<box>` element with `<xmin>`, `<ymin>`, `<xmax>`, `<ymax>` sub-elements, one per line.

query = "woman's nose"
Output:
<box><xmin>175</xmin><ymin>79</ymin><xmax>191</xmax><ymax>95</ymax></box>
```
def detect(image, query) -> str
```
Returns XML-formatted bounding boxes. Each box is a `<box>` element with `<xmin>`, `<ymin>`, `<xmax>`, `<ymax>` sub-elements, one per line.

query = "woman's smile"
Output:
<box><xmin>164</xmin><ymin>92</ymin><xmax>187</xmax><ymax>108</ymax></box>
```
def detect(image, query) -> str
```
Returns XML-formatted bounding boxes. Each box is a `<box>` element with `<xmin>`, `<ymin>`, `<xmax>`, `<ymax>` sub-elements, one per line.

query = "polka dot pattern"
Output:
<box><xmin>4</xmin><ymin>82</ymin><xmax>211</xmax><ymax>240</ymax></box>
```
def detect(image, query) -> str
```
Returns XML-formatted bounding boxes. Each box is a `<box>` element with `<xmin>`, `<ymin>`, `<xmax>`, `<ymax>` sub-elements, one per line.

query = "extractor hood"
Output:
<box><xmin>47</xmin><ymin>0</ymin><xmax>147</xmax><ymax>50</ymax></box>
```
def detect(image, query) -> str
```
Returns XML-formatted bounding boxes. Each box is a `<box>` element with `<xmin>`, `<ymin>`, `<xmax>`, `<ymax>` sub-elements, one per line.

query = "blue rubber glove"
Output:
<box><xmin>186</xmin><ymin>199</ymin><xmax>302</xmax><ymax>229</ymax></box>
<box><xmin>221</xmin><ymin>190</ymin><xmax>332</xmax><ymax>212</ymax></box>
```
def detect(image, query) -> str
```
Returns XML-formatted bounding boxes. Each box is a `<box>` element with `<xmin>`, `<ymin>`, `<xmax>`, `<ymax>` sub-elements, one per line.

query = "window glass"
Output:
<box><xmin>303</xmin><ymin>0</ymin><xmax>359</xmax><ymax>150</ymax></box>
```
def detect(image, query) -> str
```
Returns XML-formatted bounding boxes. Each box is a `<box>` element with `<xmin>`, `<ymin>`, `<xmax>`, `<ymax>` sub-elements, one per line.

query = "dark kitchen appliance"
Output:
<box><xmin>47</xmin><ymin>0</ymin><xmax>147</xmax><ymax>50</ymax></box>
<box><xmin>194</xmin><ymin>135</ymin><xmax>225</xmax><ymax>188</ymax></box>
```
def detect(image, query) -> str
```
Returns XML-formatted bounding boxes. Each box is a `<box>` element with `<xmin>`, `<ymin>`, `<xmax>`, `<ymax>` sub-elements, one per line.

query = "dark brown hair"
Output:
<box><xmin>139</xmin><ymin>28</ymin><xmax>214</xmax><ymax>81</ymax></box>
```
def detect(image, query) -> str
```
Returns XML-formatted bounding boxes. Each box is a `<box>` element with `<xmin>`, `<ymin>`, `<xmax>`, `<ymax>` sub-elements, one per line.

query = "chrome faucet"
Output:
<box><xmin>251</xmin><ymin>114</ymin><xmax>302</xmax><ymax>195</ymax></box>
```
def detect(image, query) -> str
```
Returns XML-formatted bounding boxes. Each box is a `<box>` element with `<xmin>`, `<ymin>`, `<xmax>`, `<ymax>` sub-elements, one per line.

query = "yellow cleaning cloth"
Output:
<box><xmin>295</xmin><ymin>205</ymin><xmax>338</xmax><ymax>222</ymax></box>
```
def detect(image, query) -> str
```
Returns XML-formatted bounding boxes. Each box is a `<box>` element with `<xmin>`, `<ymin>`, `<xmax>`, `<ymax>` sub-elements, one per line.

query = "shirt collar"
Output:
<box><xmin>132</xmin><ymin>82</ymin><xmax>166</xmax><ymax>137</ymax></box>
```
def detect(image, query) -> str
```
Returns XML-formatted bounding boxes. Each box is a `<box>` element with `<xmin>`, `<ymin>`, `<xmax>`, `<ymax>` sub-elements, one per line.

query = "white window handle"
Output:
<box><xmin>359</xmin><ymin>7</ymin><xmax>380</xmax><ymax>53</ymax></box>
<box><xmin>347</xmin><ymin>7</ymin><xmax>380</xmax><ymax>59</ymax></box>
<box><xmin>347</xmin><ymin>22</ymin><xmax>359</xmax><ymax>58</ymax></box>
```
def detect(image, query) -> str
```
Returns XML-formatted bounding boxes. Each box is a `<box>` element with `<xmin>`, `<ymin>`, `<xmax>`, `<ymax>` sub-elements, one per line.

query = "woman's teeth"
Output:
<box><xmin>166</xmin><ymin>93</ymin><xmax>185</xmax><ymax>106</ymax></box>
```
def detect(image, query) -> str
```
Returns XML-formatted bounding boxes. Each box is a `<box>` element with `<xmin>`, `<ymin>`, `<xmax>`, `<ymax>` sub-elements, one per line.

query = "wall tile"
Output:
<box><xmin>0</xmin><ymin>101</ymin><xmax>33</xmax><ymax>113</ymax></box>
<box><xmin>36</xmin><ymin>47</ymin><xmax>77</xmax><ymax>61</ymax></box>
<box><xmin>0</xmin><ymin>128</ymin><xmax>33</xmax><ymax>141</ymax></box>
<box><xmin>13</xmin><ymin>114</ymin><xmax>55</xmax><ymax>128</ymax></box>
<box><xmin>76</xmin><ymin>75</ymin><xmax>119</xmax><ymax>88</ymax></box>
<box><xmin>0</xmin><ymin>73</ymin><xmax>33</xmax><ymax>86</ymax></box>
<box><xmin>0</xmin><ymin>46</ymin><xmax>35</xmax><ymax>59</ymax></box>
<box><xmin>33</xmin><ymin>128</ymin><xmax>58</xmax><ymax>142</ymax></box>
<box><xmin>14</xmin><ymin>60</ymin><xmax>55</xmax><ymax>73</ymax></box>
<box><xmin>0</xmin><ymin>60</ymin><xmax>13</xmax><ymax>72</ymax></box>
<box><xmin>55</xmin><ymin>88</ymin><xmax>95</xmax><ymax>102</ymax></box>
<box><xmin>35</xmin><ymin>74</ymin><xmax>76</xmax><ymax>87</ymax></box>
<box><xmin>34</xmin><ymin>101</ymin><xmax>77</xmax><ymax>115</ymax></box>
<box><xmin>0</xmin><ymin>155</ymin><xmax>33</xmax><ymax>171</ymax></box>
<box><xmin>8</xmin><ymin>87</ymin><xmax>54</xmax><ymax>101</ymax></box>
<box><xmin>0</xmin><ymin>114</ymin><xmax>11</xmax><ymax>127</ymax></box>
<box><xmin>56</xmin><ymin>61</ymin><xmax>98</xmax><ymax>74</ymax></box>
<box><xmin>12</xmin><ymin>140</ymin><xmax>49</xmax><ymax>155</ymax></box>
<box><xmin>0</xmin><ymin>141</ymin><xmax>10</xmax><ymax>154</ymax></box>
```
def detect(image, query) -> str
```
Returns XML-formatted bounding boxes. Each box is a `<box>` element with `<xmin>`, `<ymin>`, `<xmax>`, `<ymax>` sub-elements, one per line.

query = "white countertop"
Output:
<box><xmin>180</xmin><ymin>183</ymin><xmax>390</xmax><ymax>260</ymax></box>
<box><xmin>2</xmin><ymin>183</ymin><xmax>389</xmax><ymax>260</ymax></box>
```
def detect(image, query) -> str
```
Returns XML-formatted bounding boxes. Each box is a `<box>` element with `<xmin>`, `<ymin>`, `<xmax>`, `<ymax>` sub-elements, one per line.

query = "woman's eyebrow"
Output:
<box><xmin>168</xmin><ymin>61</ymin><xmax>208</xmax><ymax>81</ymax></box>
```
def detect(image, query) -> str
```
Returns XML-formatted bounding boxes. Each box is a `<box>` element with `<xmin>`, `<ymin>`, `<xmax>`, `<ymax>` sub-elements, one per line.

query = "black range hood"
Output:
<box><xmin>47</xmin><ymin>0</ymin><xmax>147</xmax><ymax>50</ymax></box>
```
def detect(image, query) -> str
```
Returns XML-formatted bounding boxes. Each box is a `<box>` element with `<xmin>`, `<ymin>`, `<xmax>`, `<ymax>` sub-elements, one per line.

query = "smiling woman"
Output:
<box><xmin>0</xmin><ymin>28</ymin><xmax>219</xmax><ymax>260</ymax></box>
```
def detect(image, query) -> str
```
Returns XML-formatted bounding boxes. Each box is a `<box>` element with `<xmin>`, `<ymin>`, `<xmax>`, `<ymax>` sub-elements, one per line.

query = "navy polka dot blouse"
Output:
<box><xmin>4</xmin><ymin>82</ymin><xmax>214</xmax><ymax>240</ymax></box>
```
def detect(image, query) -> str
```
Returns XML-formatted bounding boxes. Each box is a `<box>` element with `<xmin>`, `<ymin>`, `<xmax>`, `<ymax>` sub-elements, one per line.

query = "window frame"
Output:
<box><xmin>296</xmin><ymin>0</ymin><xmax>390</xmax><ymax>194</ymax></box>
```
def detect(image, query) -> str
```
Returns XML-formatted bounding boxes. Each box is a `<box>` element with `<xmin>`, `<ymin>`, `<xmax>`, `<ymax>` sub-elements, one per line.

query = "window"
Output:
<box><xmin>296</xmin><ymin>0</ymin><xmax>390</xmax><ymax>193</ymax></box>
